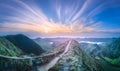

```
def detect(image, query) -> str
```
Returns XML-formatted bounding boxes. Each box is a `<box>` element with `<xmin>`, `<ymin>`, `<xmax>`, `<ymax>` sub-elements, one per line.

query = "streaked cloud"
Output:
<box><xmin>0</xmin><ymin>0</ymin><xmax>120</xmax><ymax>37</ymax></box>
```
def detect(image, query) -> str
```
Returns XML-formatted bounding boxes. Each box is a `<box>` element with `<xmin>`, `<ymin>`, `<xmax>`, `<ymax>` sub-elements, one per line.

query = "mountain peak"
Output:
<box><xmin>5</xmin><ymin>34</ymin><xmax>45</xmax><ymax>55</ymax></box>
<box><xmin>48</xmin><ymin>39</ymin><xmax>103</xmax><ymax>71</ymax></box>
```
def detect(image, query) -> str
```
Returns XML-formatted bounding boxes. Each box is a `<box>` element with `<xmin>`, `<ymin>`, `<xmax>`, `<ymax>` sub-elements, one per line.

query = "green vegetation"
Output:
<box><xmin>5</xmin><ymin>34</ymin><xmax>45</xmax><ymax>55</ymax></box>
<box><xmin>0</xmin><ymin>34</ymin><xmax>45</xmax><ymax>71</ymax></box>
<box><xmin>0</xmin><ymin>37</ymin><xmax>23</xmax><ymax>56</ymax></box>
<box><xmin>103</xmin><ymin>57</ymin><xmax>120</xmax><ymax>66</ymax></box>
<box><xmin>101</xmin><ymin>38</ymin><xmax>120</xmax><ymax>66</ymax></box>
<box><xmin>49</xmin><ymin>40</ymin><xmax>103</xmax><ymax>71</ymax></box>
<box><xmin>0</xmin><ymin>58</ymin><xmax>32</xmax><ymax>71</ymax></box>
<box><xmin>102</xmin><ymin>38</ymin><xmax>120</xmax><ymax>58</ymax></box>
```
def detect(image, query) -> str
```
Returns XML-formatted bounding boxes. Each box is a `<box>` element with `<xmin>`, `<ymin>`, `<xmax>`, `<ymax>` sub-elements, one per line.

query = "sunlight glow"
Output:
<box><xmin>0</xmin><ymin>0</ymin><xmax>120</xmax><ymax>37</ymax></box>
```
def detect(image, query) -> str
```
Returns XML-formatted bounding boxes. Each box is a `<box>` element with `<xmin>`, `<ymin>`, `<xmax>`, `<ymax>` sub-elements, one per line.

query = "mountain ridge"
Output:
<box><xmin>4</xmin><ymin>34</ymin><xmax>45</xmax><ymax>55</ymax></box>
<box><xmin>47</xmin><ymin>40</ymin><xmax>104</xmax><ymax>71</ymax></box>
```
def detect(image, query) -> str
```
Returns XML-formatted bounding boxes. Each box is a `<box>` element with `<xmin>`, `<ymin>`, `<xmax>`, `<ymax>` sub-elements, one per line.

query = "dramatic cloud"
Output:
<box><xmin>0</xmin><ymin>0</ymin><xmax>120</xmax><ymax>37</ymax></box>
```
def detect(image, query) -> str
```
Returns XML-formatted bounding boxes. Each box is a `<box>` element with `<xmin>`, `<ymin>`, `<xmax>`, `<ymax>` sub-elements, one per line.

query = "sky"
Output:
<box><xmin>0</xmin><ymin>0</ymin><xmax>120</xmax><ymax>38</ymax></box>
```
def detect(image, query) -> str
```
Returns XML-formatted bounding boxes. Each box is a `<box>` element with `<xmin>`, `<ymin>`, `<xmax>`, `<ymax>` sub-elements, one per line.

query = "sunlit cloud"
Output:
<box><xmin>0</xmin><ymin>0</ymin><xmax>120</xmax><ymax>37</ymax></box>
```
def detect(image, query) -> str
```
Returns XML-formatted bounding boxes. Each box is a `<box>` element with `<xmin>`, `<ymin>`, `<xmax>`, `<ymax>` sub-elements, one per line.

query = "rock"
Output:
<box><xmin>49</xmin><ymin>40</ymin><xmax>103</xmax><ymax>71</ymax></box>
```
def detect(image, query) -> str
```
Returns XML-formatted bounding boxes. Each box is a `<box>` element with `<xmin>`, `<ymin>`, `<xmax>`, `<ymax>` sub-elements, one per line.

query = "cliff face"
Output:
<box><xmin>49</xmin><ymin>40</ymin><xmax>103</xmax><ymax>71</ymax></box>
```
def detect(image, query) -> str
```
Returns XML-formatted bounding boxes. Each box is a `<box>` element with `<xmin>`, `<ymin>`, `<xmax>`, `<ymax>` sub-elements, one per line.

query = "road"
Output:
<box><xmin>38</xmin><ymin>40</ymin><xmax>72</xmax><ymax>71</ymax></box>
<box><xmin>0</xmin><ymin>40</ymin><xmax>72</xmax><ymax>71</ymax></box>
<box><xmin>0</xmin><ymin>55</ymin><xmax>32</xmax><ymax>59</ymax></box>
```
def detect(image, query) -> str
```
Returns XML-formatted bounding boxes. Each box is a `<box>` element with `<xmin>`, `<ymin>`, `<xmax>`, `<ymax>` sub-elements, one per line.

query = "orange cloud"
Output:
<box><xmin>1</xmin><ymin>21</ymin><xmax>95</xmax><ymax>35</ymax></box>
<box><xmin>0</xmin><ymin>0</ymin><xmax>95</xmax><ymax>36</ymax></box>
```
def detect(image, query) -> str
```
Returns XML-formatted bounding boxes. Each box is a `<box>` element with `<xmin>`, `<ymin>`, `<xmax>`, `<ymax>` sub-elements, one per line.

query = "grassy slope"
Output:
<box><xmin>5</xmin><ymin>34</ymin><xmax>45</xmax><ymax>55</ymax></box>
<box><xmin>0</xmin><ymin>37</ymin><xmax>23</xmax><ymax>56</ymax></box>
<box><xmin>101</xmin><ymin>38</ymin><xmax>120</xmax><ymax>66</ymax></box>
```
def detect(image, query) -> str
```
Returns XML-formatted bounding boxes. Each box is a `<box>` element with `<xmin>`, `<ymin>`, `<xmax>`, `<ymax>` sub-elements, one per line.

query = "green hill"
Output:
<box><xmin>102</xmin><ymin>38</ymin><xmax>120</xmax><ymax>58</ymax></box>
<box><xmin>0</xmin><ymin>37</ymin><xmax>23</xmax><ymax>56</ymax></box>
<box><xmin>102</xmin><ymin>38</ymin><xmax>120</xmax><ymax>66</ymax></box>
<box><xmin>5</xmin><ymin>34</ymin><xmax>45</xmax><ymax>55</ymax></box>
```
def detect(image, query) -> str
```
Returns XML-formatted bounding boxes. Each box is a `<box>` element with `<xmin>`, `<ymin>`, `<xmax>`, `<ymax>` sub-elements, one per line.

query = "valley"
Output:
<box><xmin>0</xmin><ymin>0</ymin><xmax>120</xmax><ymax>71</ymax></box>
<box><xmin>0</xmin><ymin>34</ymin><xmax>120</xmax><ymax>71</ymax></box>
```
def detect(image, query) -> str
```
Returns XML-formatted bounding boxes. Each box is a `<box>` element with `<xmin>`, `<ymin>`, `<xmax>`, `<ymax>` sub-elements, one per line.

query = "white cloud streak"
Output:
<box><xmin>0</xmin><ymin>0</ymin><xmax>120</xmax><ymax>37</ymax></box>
